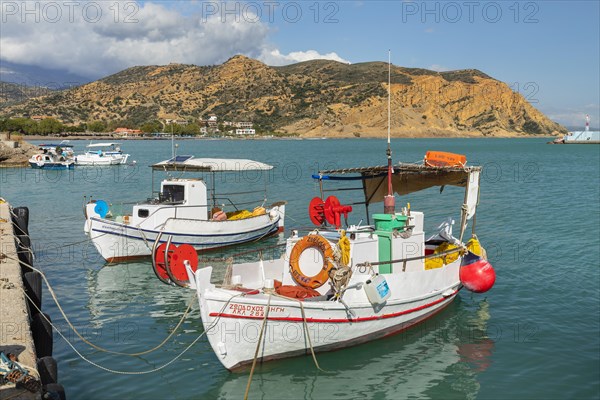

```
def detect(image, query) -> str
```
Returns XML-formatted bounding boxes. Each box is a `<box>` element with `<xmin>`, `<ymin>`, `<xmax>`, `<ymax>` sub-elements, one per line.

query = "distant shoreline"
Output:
<box><xmin>19</xmin><ymin>133</ymin><xmax>559</xmax><ymax>141</ymax></box>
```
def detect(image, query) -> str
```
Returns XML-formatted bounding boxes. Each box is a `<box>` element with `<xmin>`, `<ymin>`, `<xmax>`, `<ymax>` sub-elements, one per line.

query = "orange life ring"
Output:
<box><xmin>35</xmin><ymin>154</ymin><xmax>43</xmax><ymax>161</ymax></box>
<box><xmin>289</xmin><ymin>234</ymin><xmax>334</xmax><ymax>289</ymax></box>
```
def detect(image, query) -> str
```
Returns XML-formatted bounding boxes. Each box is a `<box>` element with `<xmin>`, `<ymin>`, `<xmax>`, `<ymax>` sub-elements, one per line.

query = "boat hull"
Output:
<box><xmin>75</xmin><ymin>154</ymin><xmax>129</xmax><ymax>165</ymax></box>
<box><xmin>29</xmin><ymin>161</ymin><xmax>74</xmax><ymax>170</ymax></box>
<box><xmin>196</xmin><ymin>278</ymin><xmax>461</xmax><ymax>370</ymax></box>
<box><xmin>86</xmin><ymin>215</ymin><xmax>283</xmax><ymax>262</ymax></box>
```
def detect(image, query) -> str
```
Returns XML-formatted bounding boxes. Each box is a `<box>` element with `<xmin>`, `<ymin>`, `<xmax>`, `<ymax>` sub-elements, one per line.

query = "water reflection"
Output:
<box><xmin>213</xmin><ymin>298</ymin><xmax>495</xmax><ymax>400</ymax></box>
<box><xmin>86</xmin><ymin>262</ymin><xmax>193</xmax><ymax>329</ymax></box>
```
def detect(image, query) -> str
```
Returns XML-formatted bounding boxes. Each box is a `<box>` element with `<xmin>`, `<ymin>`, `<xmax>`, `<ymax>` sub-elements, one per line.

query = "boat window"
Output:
<box><xmin>138</xmin><ymin>209</ymin><xmax>149</xmax><ymax>218</ymax></box>
<box><xmin>161</xmin><ymin>185</ymin><xmax>185</xmax><ymax>203</ymax></box>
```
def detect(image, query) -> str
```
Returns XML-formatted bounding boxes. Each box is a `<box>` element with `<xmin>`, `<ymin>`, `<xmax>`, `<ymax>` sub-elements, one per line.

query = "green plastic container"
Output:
<box><xmin>372</xmin><ymin>213</ymin><xmax>408</xmax><ymax>232</ymax></box>
<box><xmin>372</xmin><ymin>213</ymin><xmax>408</xmax><ymax>274</ymax></box>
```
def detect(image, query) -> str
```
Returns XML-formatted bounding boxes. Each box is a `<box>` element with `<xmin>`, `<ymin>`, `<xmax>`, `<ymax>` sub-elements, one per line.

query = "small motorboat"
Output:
<box><xmin>28</xmin><ymin>142</ymin><xmax>75</xmax><ymax>169</ymax></box>
<box><xmin>83</xmin><ymin>155</ymin><xmax>286</xmax><ymax>262</ymax></box>
<box><xmin>75</xmin><ymin>142</ymin><xmax>130</xmax><ymax>165</ymax></box>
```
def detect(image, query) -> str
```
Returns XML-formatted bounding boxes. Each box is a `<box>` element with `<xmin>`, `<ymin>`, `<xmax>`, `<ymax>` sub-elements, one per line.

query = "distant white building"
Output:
<box><xmin>235</xmin><ymin>121</ymin><xmax>253</xmax><ymax>128</ymax></box>
<box><xmin>165</xmin><ymin>118</ymin><xmax>188</xmax><ymax>125</ymax></box>
<box><xmin>235</xmin><ymin>128</ymin><xmax>256</xmax><ymax>135</ymax></box>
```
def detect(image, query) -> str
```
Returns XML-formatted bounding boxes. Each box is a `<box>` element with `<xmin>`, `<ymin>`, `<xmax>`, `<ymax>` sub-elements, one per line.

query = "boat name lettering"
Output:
<box><xmin>228</xmin><ymin>303</ymin><xmax>285</xmax><ymax>316</ymax></box>
<box><xmin>101</xmin><ymin>224</ymin><xmax>124</xmax><ymax>231</ymax></box>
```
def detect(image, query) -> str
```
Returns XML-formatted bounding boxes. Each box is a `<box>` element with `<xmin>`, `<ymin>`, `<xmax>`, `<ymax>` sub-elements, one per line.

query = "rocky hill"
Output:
<box><xmin>0</xmin><ymin>55</ymin><xmax>566</xmax><ymax>137</ymax></box>
<box><xmin>0</xmin><ymin>82</ymin><xmax>54</xmax><ymax>104</ymax></box>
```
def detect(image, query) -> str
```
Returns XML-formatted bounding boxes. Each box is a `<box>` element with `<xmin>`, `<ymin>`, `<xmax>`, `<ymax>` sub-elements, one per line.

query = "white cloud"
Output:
<box><xmin>429</xmin><ymin>64</ymin><xmax>450</xmax><ymax>72</ymax></box>
<box><xmin>259</xmin><ymin>49</ymin><xmax>351</xmax><ymax>66</ymax></box>
<box><xmin>0</xmin><ymin>1</ymin><xmax>348</xmax><ymax>78</ymax></box>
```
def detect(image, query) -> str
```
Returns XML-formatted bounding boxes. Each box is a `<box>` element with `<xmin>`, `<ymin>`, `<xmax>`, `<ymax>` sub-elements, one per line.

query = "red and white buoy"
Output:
<box><xmin>459</xmin><ymin>252</ymin><xmax>496</xmax><ymax>293</ymax></box>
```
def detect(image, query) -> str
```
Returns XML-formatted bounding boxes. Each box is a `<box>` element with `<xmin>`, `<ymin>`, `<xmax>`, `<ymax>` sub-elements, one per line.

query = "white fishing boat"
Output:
<box><xmin>28</xmin><ymin>142</ymin><xmax>75</xmax><ymax>169</ymax></box>
<box><xmin>83</xmin><ymin>155</ymin><xmax>286</xmax><ymax>263</ymax></box>
<box><xmin>75</xmin><ymin>142</ymin><xmax>130</xmax><ymax>165</ymax></box>
<box><xmin>185</xmin><ymin>151</ymin><xmax>495</xmax><ymax>371</ymax></box>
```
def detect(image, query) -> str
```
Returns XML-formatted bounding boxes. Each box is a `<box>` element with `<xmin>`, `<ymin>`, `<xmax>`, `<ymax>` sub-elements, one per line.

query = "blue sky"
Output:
<box><xmin>1</xmin><ymin>0</ymin><xmax>598</xmax><ymax>126</ymax></box>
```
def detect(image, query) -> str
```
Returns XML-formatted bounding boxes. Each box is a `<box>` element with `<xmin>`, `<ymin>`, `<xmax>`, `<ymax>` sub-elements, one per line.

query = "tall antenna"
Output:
<box><xmin>171</xmin><ymin>122</ymin><xmax>175</xmax><ymax>158</ymax></box>
<box><xmin>387</xmin><ymin>49</ymin><xmax>391</xmax><ymax>147</ymax></box>
<box><xmin>384</xmin><ymin>50</ymin><xmax>395</xmax><ymax>215</ymax></box>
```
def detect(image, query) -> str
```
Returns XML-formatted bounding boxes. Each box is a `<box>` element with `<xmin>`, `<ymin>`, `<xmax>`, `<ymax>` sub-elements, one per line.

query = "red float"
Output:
<box><xmin>166</xmin><ymin>244</ymin><xmax>199</xmax><ymax>287</ymax></box>
<box><xmin>459</xmin><ymin>252</ymin><xmax>496</xmax><ymax>293</ymax></box>
<box><xmin>153</xmin><ymin>243</ymin><xmax>177</xmax><ymax>284</ymax></box>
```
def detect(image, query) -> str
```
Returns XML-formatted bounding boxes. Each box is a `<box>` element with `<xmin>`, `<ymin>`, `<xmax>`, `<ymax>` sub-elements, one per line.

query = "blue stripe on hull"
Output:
<box><xmin>91</xmin><ymin>216</ymin><xmax>281</xmax><ymax>238</ymax></box>
<box><xmin>91</xmin><ymin>224</ymin><xmax>278</xmax><ymax>247</ymax></box>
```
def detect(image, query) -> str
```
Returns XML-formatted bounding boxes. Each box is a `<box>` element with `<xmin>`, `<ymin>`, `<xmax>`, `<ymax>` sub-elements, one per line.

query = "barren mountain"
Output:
<box><xmin>0</xmin><ymin>55</ymin><xmax>566</xmax><ymax>137</ymax></box>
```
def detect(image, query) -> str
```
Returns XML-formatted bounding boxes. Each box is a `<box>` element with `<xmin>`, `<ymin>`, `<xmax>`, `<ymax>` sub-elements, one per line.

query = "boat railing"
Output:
<box><xmin>137</xmin><ymin>199</ymin><xmax>269</xmax><ymax>223</ymax></box>
<box><xmin>211</xmin><ymin>196</ymin><xmax>265</xmax><ymax>211</ymax></box>
<box><xmin>355</xmin><ymin>245</ymin><xmax>465</xmax><ymax>270</ymax></box>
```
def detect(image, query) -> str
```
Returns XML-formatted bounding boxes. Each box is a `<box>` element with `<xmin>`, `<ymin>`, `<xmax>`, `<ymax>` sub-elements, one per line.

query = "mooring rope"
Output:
<box><xmin>10</xmin><ymin>208</ymin><xmax>113</xmax><ymax>255</ymax></box>
<box><xmin>19</xmin><ymin>283</ymin><xmax>244</xmax><ymax>375</ymax></box>
<box><xmin>244</xmin><ymin>294</ymin><xmax>272</xmax><ymax>400</ymax></box>
<box><xmin>6</xmin><ymin>254</ymin><xmax>196</xmax><ymax>357</ymax></box>
<box><xmin>271</xmin><ymin>293</ymin><xmax>329</xmax><ymax>373</ymax></box>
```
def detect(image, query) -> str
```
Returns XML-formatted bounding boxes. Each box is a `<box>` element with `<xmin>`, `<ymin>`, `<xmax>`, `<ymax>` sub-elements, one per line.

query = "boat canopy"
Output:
<box><xmin>151</xmin><ymin>156</ymin><xmax>274</xmax><ymax>172</ymax></box>
<box><xmin>86</xmin><ymin>142</ymin><xmax>121</xmax><ymax>148</ymax></box>
<box><xmin>313</xmin><ymin>162</ymin><xmax>482</xmax><ymax>206</ymax></box>
<box><xmin>39</xmin><ymin>143</ymin><xmax>74</xmax><ymax>148</ymax></box>
<box><xmin>314</xmin><ymin>162</ymin><xmax>482</xmax><ymax>241</ymax></box>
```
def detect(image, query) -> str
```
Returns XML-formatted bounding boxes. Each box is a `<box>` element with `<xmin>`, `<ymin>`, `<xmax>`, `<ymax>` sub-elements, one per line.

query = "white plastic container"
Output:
<box><xmin>364</xmin><ymin>274</ymin><xmax>391</xmax><ymax>305</ymax></box>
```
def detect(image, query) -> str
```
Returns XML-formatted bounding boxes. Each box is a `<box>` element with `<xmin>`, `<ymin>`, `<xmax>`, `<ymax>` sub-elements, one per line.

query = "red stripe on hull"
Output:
<box><xmin>209</xmin><ymin>288</ymin><xmax>460</xmax><ymax>323</ymax></box>
<box><xmin>227</xmin><ymin>295</ymin><xmax>457</xmax><ymax>371</ymax></box>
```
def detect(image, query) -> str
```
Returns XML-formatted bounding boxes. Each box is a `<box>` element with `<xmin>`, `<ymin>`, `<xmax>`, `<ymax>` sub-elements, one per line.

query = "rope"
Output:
<box><xmin>20</xmin><ymin>285</ymin><xmax>244</xmax><ymax>375</ymax></box>
<box><xmin>9</xmin><ymin>208</ymin><xmax>111</xmax><ymax>251</ymax></box>
<box><xmin>243</xmin><ymin>294</ymin><xmax>272</xmax><ymax>400</ymax></box>
<box><xmin>271</xmin><ymin>293</ymin><xmax>329</xmax><ymax>373</ymax></box>
<box><xmin>298</xmin><ymin>300</ymin><xmax>327</xmax><ymax>373</ymax></box>
<box><xmin>0</xmin><ymin>356</ymin><xmax>40</xmax><ymax>381</ymax></box>
<box><xmin>7</xmin><ymin>254</ymin><xmax>196</xmax><ymax>357</ymax></box>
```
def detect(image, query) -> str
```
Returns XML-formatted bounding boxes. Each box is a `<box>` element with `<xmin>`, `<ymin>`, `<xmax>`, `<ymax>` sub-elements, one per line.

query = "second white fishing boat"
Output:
<box><xmin>83</xmin><ymin>156</ymin><xmax>286</xmax><ymax>262</ymax></box>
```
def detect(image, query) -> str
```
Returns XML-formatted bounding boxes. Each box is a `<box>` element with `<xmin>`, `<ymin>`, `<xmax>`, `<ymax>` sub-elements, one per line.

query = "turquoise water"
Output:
<box><xmin>0</xmin><ymin>138</ymin><xmax>598</xmax><ymax>399</ymax></box>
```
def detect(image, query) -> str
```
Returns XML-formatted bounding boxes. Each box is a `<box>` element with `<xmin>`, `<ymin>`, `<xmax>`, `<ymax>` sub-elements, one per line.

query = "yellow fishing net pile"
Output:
<box><xmin>424</xmin><ymin>237</ymin><xmax>484</xmax><ymax>270</ymax></box>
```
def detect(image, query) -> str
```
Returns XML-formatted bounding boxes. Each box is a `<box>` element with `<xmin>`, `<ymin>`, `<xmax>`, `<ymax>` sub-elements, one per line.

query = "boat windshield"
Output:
<box><xmin>160</xmin><ymin>184</ymin><xmax>185</xmax><ymax>204</ymax></box>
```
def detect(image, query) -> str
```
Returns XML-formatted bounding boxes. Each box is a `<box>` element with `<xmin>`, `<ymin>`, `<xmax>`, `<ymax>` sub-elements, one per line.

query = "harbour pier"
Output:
<box><xmin>0</xmin><ymin>201</ymin><xmax>65</xmax><ymax>399</ymax></box>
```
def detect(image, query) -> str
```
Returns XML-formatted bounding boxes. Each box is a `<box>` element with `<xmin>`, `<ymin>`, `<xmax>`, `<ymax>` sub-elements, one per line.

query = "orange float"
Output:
<box><xmin>289</xmin><ymin>235</ymin><xmax>334</xmax><ymax>289</ymax></box>
<box><xmin>424</xmin><ymin>151</ymin><xmax>467</xmax><ymax>167</ymax></box>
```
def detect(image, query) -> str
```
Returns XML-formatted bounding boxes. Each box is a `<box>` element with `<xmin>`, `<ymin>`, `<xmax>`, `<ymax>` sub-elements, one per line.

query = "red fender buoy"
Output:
<box><xmin>460</xmin><ymin>252</ymin><xmax>496</xmax><ymax>293</ymax></box>
<box><xmin>153</xmin><ymin>243</ymin><xmax>177</xmax><ymax>284</ymax></box>
<box><xmin>166</xmin><ymin>244</ymin><xmax>198</xmax><ymax>287</ymax></box>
